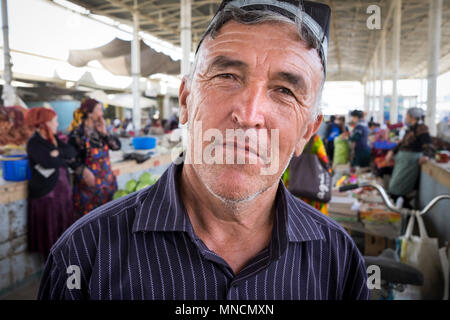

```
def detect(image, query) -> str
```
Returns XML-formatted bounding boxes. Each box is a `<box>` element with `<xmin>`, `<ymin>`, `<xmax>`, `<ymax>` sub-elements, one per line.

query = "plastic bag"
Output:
<box><xmin>395</xmin><ymin>212</ymin><xmax>444</xmax><ymax>300</ymax></box>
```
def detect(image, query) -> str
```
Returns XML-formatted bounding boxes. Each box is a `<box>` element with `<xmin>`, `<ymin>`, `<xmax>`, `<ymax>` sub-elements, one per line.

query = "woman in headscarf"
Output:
<box><xmin>68</xmin><ymin>98</ymin><xmax>121</xmax><ymax>217</ymax></box>
<box><xmin>386</xmin><ymin>107</ymin><xmax>434</xmax><ymax>199</ymax></box>
<box><xmin>25</xmin><ymin>107</ymin><xmax>77</xmax><ymax>259</ymax></box>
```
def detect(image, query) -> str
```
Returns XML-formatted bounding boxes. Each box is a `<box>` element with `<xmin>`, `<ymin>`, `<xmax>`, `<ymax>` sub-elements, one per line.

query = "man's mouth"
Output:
<box><xmin>221</xmin><ymin>141</ymin><xmax>269</xmax><ymax>164</ymax></box>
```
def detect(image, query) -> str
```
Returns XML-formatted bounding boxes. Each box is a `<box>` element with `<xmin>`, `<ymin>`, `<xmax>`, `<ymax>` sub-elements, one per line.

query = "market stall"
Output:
<box><xmin>0</xmin><ymin>129</ymin><xmax>179</xmax><ymax>294</ymax></box>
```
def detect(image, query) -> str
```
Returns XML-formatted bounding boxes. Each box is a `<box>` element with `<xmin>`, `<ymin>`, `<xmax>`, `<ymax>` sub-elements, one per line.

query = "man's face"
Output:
<box><xmin>179</xmin><ymin>21</ymin><xmax>323</xmax><ymax>202</ymax></box>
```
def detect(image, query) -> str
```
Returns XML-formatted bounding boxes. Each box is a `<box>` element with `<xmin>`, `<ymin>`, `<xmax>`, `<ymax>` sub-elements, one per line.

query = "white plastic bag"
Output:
<box><xmin>439</xmin><ymin>247</ymin><xmax>449</xmax><ymax>300</ymax></box>
<box><xmin>395</xmin><ymin>212</ymin><xmax>444</xmax><ymax>299</ymax></box>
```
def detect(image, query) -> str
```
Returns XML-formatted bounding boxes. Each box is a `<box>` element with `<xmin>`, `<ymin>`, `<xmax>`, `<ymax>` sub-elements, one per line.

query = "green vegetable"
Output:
<box><xmin>139</xmin><ymin>172</ymin><xmax>152</xmax><ymax>184</ymax></box>
<box><xmin>135</xmin><ymin>182</ymin><xmax>149</xmax><ymax>191</ymax></box>
<box><xmin>113</xmin><ymin>190</ymin><xmax>127</xmax><ymax>200</ymax></box>
<box><xmin>125</xmin><ymin>179</ymin><xmax>137</xmax><ymax>193</ymax></box>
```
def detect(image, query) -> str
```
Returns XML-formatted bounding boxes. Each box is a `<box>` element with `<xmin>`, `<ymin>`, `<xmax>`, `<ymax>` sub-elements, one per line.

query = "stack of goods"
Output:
<box><xmin>328</xmin><ymin>190</ymin><xmax>359</xmax><ymax>222</ymax></box>
<box><xmin>0</xmin><ymin>106</ymin><xmax>33</xmax><ymax>146</ymax></box>
<box><xmin>357</xmin><ymin>189</ymin><xmax>402</xmax><ymax>236</ymax></box>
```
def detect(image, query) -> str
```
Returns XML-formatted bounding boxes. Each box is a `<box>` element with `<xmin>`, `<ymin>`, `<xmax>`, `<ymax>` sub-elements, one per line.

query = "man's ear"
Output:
<box><xmin>293</xmin><ymin>114</ymin><xmax>323</xmax><ymax>156</ymax></box>
<box><xmin>179</xmin><ymin>76</ymin><xmax>190</xmax><ymax>125</ymax></box>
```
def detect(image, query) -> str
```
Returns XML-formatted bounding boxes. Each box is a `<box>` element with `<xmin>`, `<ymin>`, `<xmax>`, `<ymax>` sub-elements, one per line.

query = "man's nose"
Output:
<box><xmin>231</xmin><ymin>83</ymin><xmax>266</xmax><ymax>129</ymax></box>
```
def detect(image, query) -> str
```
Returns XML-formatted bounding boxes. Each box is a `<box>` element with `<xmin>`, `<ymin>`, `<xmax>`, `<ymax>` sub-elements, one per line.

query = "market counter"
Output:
<box><xmin>419</xmin><ymin>159</ymin><xmax>450</xmax><ymax>247</ymax></box>
<box><xmin>0</xmin><ymin>152</ymin><xmax>174</xmax><ymax>205</ymax></box>
<box><xmin>0</xmin><ymin>152</ymin><xmax>174</xmax><ymax>295</ymax></box>
<box><xmin>420</xmin><ymin>159</ymin><xmax>450</xmax><ymax>190</ymax></box>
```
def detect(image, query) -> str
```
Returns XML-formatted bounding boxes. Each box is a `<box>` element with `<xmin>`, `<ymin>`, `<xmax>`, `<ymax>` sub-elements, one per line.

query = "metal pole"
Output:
<box><xmin>373</xmin><ymin>50</ymin><xmax>378</xmax><ymax>122</ymax></box>
<box><xmin>363</xmin><ymin>81</ymin><xmax>368</xmax><ymax>113</ymax></box>
<box><xmin>1</xmin><ymin>0</ymin><xmax>15</xmax><ymax>106</ymax></box>
<box><xmin>132</xmin><ymin>1</ymin><xmax>141</xmax><ymax>133</ymax></box>
<box><xmin>379</xmin><ymin>31</ymin><xmax>386</xmax><ymax>124</ymax></box>
<box><xmin>426</xmin><ymin>0</ymin><xmax>442</xmax><ymax>136</ymax></box>
<box><xmin>180</xmin><ymin>0</ymin><xmax>191</xmax><ymax>76</ymax></box>
<box><xmin>391</xmin><ymin>0</ymin><xmax>401</xmax><ymax>124</ymax></box>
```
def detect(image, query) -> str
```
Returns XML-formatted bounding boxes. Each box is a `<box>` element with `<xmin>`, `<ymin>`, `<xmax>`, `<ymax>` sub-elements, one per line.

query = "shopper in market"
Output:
<box><xmin>25</xmin><ymin>107</ymin><xmax>77</xmax><ymax>259</ymax></box>
<box><xmin>39</xmin><ymin>0</ymin><xmax>369</xmax><ymax>300</ymax></box>
<box><xmin>386</xmin><ymin>107</ymin><xmax>435</xmax><ymax>201</ymax></box>
<box><xmin>333</xmin><ymin>116</ymin><xmax>350</xmax><ymax>165</ymax></box>
<box><xmin>348</xmin><ymin>109</ymin><xmax>371</xmax><ymax>168</ymax></box>
<box><xmin>68</xmin><ymin>98</ymin><xmax>121</xmax><ymax>217</ymax></box>
<box><xmin>323</xmin><ymin>115</ymin><xmax>341</xmax><ymax>163</ymax></box>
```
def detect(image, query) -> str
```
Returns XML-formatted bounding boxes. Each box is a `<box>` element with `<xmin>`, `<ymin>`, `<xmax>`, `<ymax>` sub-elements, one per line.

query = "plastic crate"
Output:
<box><xmin>1</xmin><ymin>155</ymin><xmax>31</xmax><ymax>181</ymax></box>
<box><xmin>132</xmin><ymin>136</ymin><xmax>157</xmax><ymax>150</ymax></box>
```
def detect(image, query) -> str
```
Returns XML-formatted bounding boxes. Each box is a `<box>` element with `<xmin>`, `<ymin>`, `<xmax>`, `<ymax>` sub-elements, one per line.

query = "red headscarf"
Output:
<box><xmin>25</xmin><ymin>107</ymin><xmax>57</xmax><ymax>145</ymax></box>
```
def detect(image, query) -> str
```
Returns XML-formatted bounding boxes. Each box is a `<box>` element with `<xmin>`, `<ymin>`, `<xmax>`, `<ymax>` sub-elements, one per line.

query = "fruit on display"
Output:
<box><xmin>113</xmin><ymin>172</ymin><xmax>158</xmax><ymax>200</ymax></box>
<box><xmin>113</xmin><ymin>190</ymin><xmax>127</xmax><ymax>200</ymax></box>
<box><xmin>125</xmin><ymin>179</ymin><xmax>137</xmax><ymax>194</ymax></box>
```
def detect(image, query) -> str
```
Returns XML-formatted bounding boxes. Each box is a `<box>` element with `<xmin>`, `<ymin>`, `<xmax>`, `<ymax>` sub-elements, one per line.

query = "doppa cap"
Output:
<box><xmin>196</xmin><ymin>0</ymin><xmax>331</xmax><ymax>74</ymax></box>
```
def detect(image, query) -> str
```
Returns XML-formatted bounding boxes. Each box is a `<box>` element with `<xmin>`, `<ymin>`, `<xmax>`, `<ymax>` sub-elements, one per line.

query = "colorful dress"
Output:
<box><xmin>69</xmin><ymin>124</ymin><xmax>121</xmax><ymax>217</ymax></box>
<box><xmin>283</xmin><ymin>135</ymin><xmax>331</xmax><ymax>215</ymax></box>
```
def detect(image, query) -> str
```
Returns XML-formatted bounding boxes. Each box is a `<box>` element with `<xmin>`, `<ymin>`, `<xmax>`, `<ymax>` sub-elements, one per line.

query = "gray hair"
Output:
<box><xmin>191</xmin><ymin>6</ymin><xmax>324</xmax><ymax>121</ymax></box>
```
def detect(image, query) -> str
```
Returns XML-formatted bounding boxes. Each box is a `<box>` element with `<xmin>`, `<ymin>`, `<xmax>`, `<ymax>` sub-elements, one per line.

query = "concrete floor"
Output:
<box><xmin>0</xmin><ymin>275</ymin><xmax>41</xmax><ymax>300</ymax></box>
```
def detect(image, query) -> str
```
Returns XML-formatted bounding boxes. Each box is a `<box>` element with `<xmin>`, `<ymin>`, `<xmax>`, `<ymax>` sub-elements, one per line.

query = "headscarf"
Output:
<box><xmin>407</xmin><ymin>107</ymin><xmax>425</xmax><ymax>123</ymax></box>
<box><xmin>25</xmin><ymin>107</ymin><xmax>57</xmax><ymax>145</ymax></box>
<box><xmin>69</xmin><ymin>98</ymin><xmax>100</xmax><ymax>132</ymax></box>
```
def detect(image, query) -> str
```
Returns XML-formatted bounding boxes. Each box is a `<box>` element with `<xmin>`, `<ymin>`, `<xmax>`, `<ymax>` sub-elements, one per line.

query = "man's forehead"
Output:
<box><xmin>206</xmin><ymin>20</ymin><xmax>300</xmax><ymax>44</ymax></box>
<box><xmin>196</xmin><ymin>21</ymin><xmax>322</xmax><ymax>77</ymax></box>
<box><xmin>198</xmin><ymin>21</ymin><xmax>311</xmax><ymax>63</ymax></box>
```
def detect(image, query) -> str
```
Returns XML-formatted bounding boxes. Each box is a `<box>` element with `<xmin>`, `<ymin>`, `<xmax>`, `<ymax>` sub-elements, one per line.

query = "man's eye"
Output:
<box><xmin>277</xmin><ymin>87</ymin><xmax>294</xmax><ymax>97</ymax></box>
<box><xmin>216</xmin><ymin>73</ymin><xmax>235</xmax><ymax>80</ymax></box>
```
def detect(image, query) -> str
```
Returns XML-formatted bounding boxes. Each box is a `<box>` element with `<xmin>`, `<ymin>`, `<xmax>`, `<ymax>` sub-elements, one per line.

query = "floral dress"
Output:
<box><xmin>69</xmin><ymin>124</ymin><xmax>121</xmax><ymax>217</ymax></box>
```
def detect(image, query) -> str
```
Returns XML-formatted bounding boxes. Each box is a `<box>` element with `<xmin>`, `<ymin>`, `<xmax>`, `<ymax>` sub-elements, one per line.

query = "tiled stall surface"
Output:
<box><xmin>0</xmin><ymin>198</ymin><xmax>44</xmax><ymax>296</ymax></box>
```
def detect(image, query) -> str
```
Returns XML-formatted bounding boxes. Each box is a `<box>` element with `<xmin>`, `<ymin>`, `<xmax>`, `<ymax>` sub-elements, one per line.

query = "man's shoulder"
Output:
<box><xmin>49</xmin><ymin>184</ymin><xmax>156</xmax><ymax>255</ymax></box>
<box><xmin>286</xmin><ymin>192</ymin><xmax>352</xmax><ymax>242</ymax></box>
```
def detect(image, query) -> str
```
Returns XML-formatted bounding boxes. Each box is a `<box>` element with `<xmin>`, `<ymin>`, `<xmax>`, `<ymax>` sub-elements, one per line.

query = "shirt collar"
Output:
<box><xmin>132</xmin><ymin>161</ymin><xmax>325</xmax><ymax>244</ymax></box>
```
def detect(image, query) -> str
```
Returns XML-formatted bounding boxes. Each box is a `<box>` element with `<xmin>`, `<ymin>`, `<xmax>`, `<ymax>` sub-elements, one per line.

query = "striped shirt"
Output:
<box><xmin>38</xmin><ymin>162</ymin><xmax>369</xmax><ymax>300</ymax></box>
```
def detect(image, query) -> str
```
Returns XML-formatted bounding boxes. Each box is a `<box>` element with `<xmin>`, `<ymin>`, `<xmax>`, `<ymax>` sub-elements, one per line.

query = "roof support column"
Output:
<box><xmin>132</xmin><ymin>0</ymin><xmax>141</xmax><ymax>133</ymax></box>
<box><xmin>426</xmin><ymin>0</ymin><xmax>442</xmax><ymax>136</ymax></box>
<box><xmin>391</xmin><ymin>0</ymin><xmax>401</xmax><ymax>124</ymax></box>
<box><xmin>368</xmin><ymin>65</ymin><xmax>372</xmax><ymax>120</ymax></box>
<box><xmin>363</xmin><ymin>81</ymin><xmax>368</xmax><ymax>114</ymax></box>
<box><xmin>180</xmin><ymin>0</ymin><xmax>191</xmax><ymax>76</ymax></box>
<box><xmin>379</xmin><ymin>31</ymin><xmax>386</xmax><ymax>124</ymax></box>
<box><xmin>373</xmin><ymin>50</ymin><xmax>378</xmax><ymax>123</ymax></box>
<box><xmin>1</xmin><ymin>0</ymin><xmax>15</xmax><ymax>106</ymax></box>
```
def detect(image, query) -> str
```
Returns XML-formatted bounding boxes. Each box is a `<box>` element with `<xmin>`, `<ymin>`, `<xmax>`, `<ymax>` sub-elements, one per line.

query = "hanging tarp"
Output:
<box><xmin>68</xmin><ymin>38</ymin><xmax>180</xmax><ymax>77</ymax></box>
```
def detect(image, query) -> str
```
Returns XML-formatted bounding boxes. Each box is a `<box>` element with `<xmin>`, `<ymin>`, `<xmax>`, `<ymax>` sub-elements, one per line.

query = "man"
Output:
<box><xmin>38</xmin><ymin>0</ymin><xmax>369</xmax><ymax>300</ymax></box>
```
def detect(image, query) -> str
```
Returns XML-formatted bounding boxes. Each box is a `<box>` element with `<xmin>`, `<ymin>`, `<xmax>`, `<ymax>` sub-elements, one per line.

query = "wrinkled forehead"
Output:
<box><xmin>194</xmin><ymin>20</ymin><xmax>322</xmax><ymax>76</ymax></box>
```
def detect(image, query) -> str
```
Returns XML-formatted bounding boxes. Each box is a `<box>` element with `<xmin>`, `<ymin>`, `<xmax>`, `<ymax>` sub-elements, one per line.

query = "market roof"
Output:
<box><xmin>58</xmin><ymin>0</ymin><xmax>450</xmax><ymax>82</ymax></box>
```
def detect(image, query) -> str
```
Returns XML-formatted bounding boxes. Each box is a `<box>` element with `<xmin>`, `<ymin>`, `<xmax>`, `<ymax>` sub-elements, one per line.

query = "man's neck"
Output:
<box><xmin>179</xmin><ymin>164</ymin><xmax>278</xmax><ymax>273</ymax></box>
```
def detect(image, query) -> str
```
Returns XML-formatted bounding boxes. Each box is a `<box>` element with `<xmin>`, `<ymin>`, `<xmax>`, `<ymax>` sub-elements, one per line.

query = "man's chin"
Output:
<box><xmin>193</xmin><ymin>164</ymin><xmax>278</xmax><ymax>204</ymax></box>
